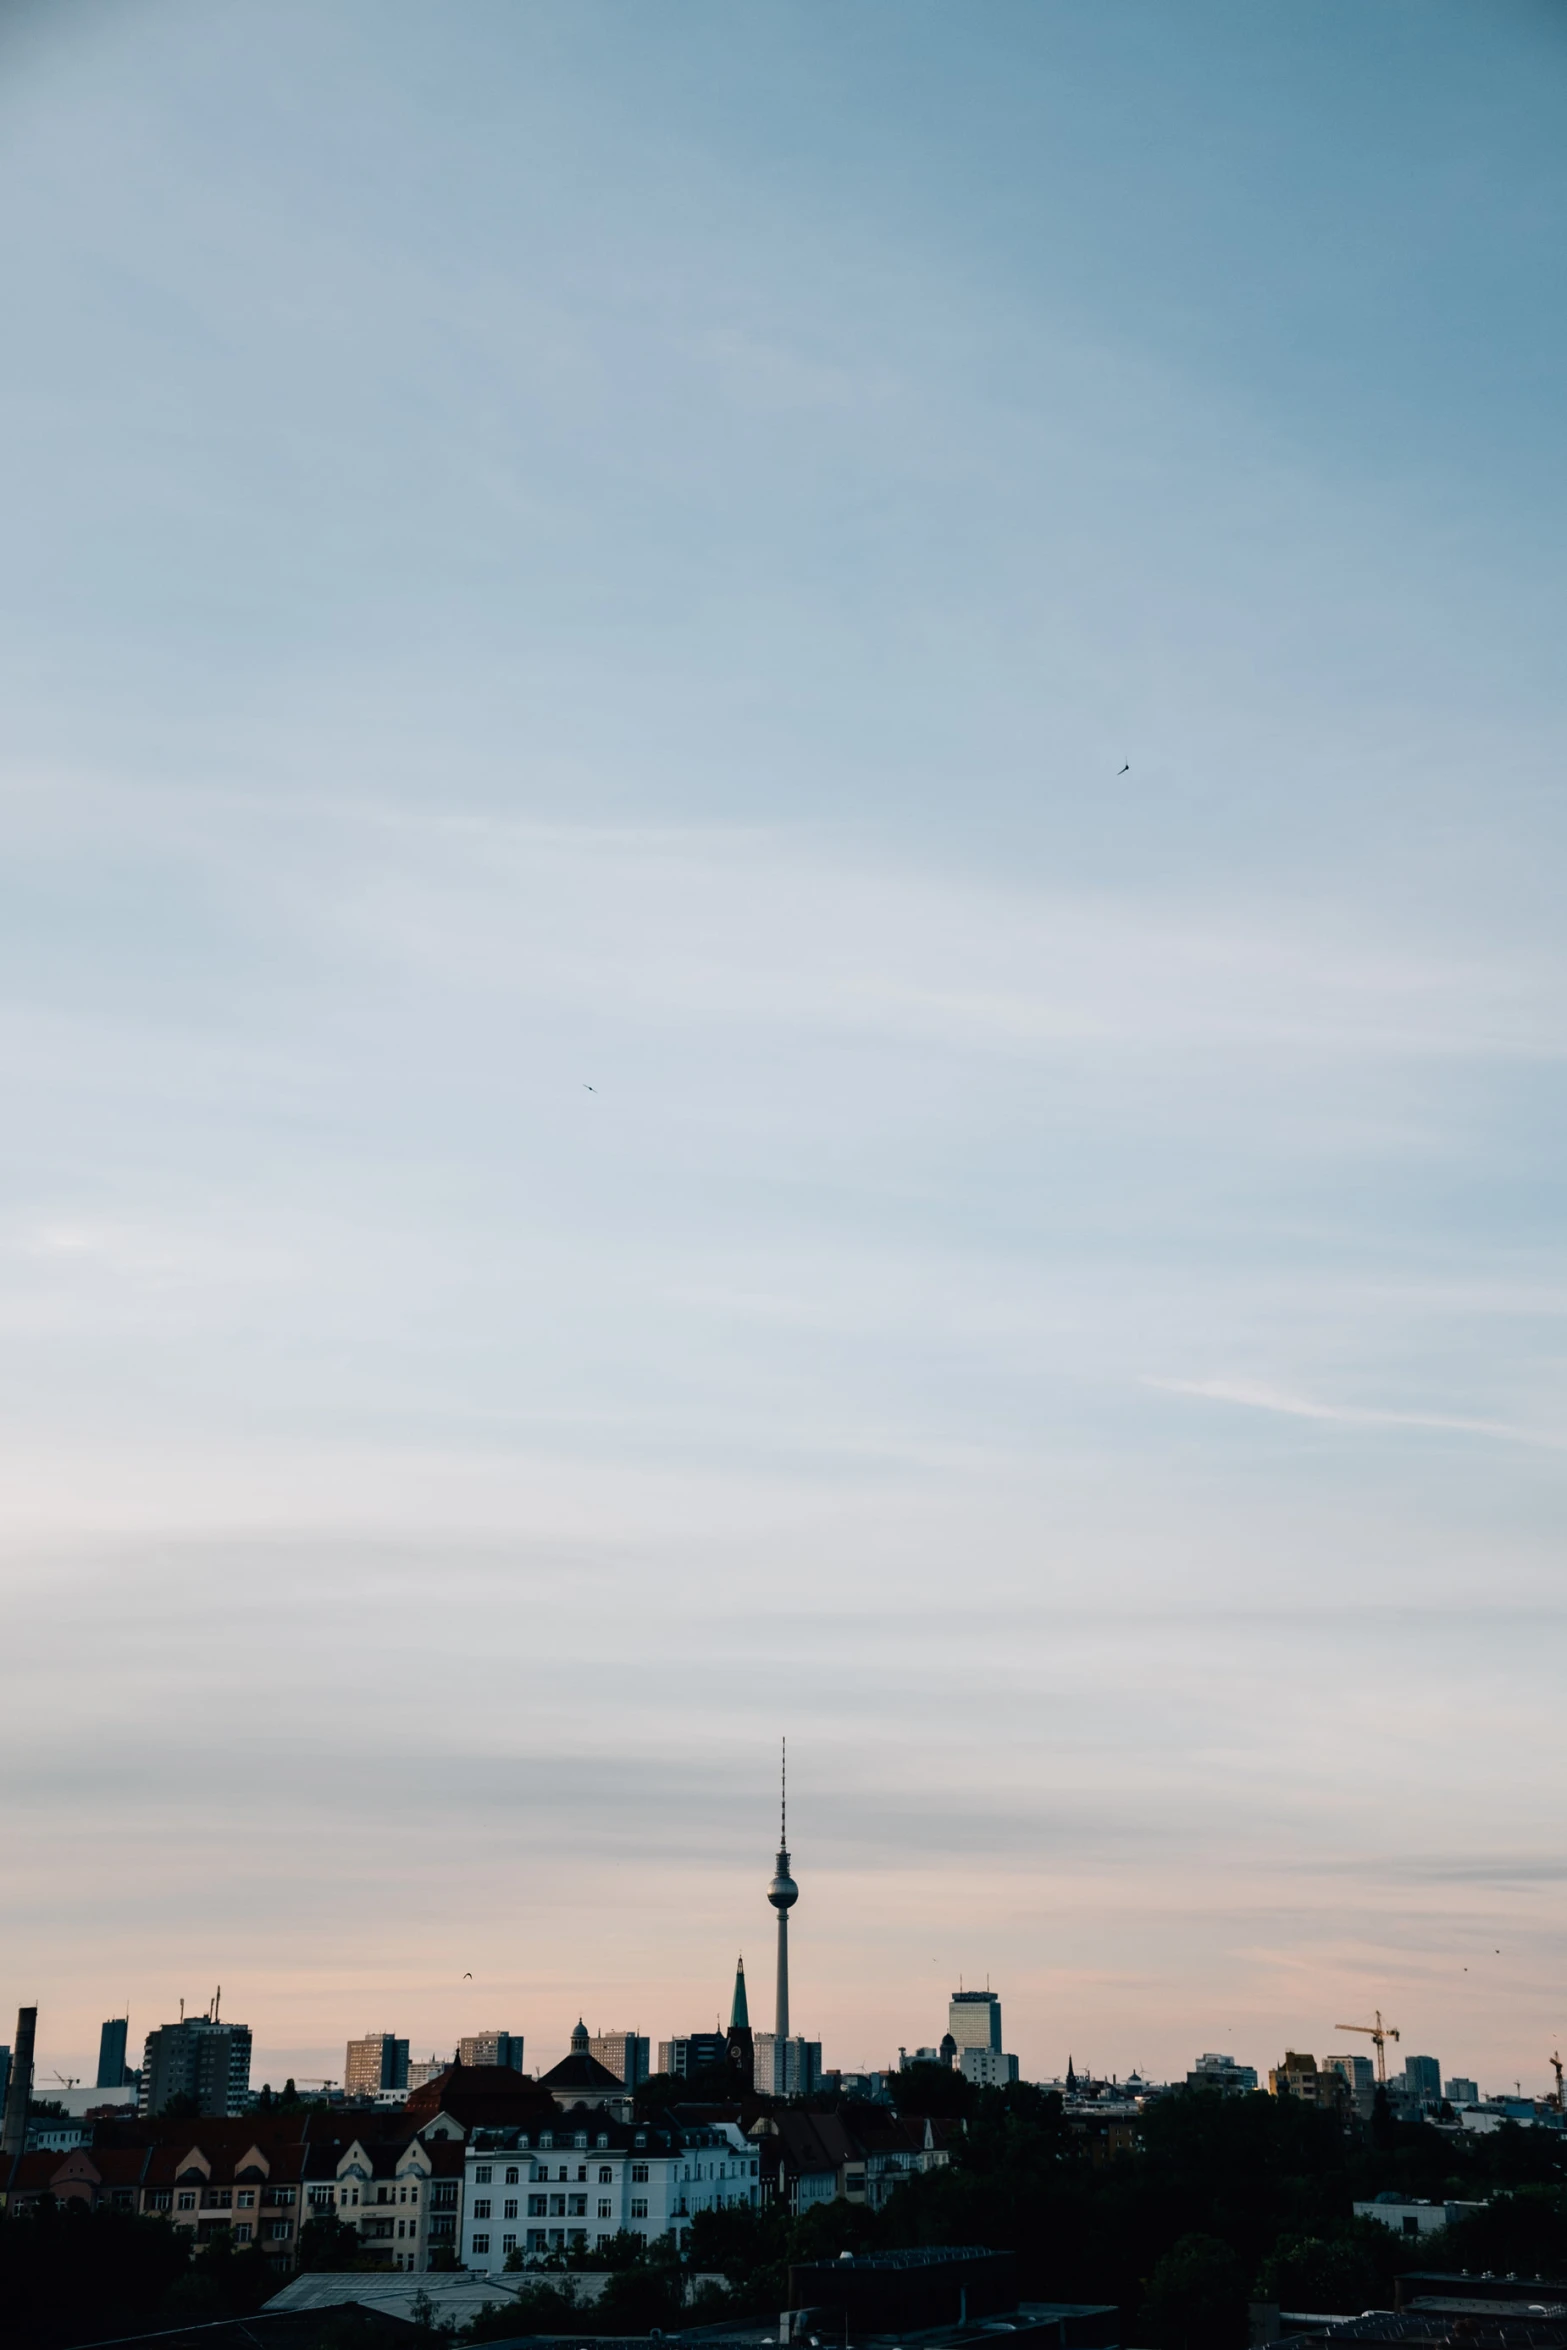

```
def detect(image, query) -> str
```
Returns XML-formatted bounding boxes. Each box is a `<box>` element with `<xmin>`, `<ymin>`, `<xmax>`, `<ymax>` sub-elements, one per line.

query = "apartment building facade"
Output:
<box><xmin>462</xmin><ymin>2114</ymin><xmax>757</xmax><ymax>2271</ymax></box>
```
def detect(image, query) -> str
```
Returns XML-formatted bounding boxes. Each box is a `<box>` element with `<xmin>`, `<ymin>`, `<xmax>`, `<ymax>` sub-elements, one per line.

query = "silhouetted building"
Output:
<box><xmin>657</xmin><ymin>2033</ymin><xmax>728</xmax><ymax>2078</ymax></box>
<box><xmin>96</xmin><ymin>2016</ymin><xmax>135</xmax><ymax>2089</ymax></box>
<box><xmin>725</xmin><ymin>1957</ymin><xmax>754</xmax><ymax>2091</ymax></box>
<box><xmin>753</xmin><ymin>2033</ymin><xmax>823</xmax><ymax>2097</ymax></box>
<box><xmin>1187</xmin><ymin>2053</ymin><xmax>1258</xmax><ymax>2095</ymax></box>
<box><xmin>140</xmin><ymin>2012</ymin><xmax>252</xmax><ymax>2117</ymax></box>
<box><xmin>1402</xmin><ymin>2053</ymin><xmax>1443</xmax><ymax>2108</ymax></box>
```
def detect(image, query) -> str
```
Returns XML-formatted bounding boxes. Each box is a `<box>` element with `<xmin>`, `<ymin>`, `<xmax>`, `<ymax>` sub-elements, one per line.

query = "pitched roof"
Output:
<box><xmin>537</xmin><ymin>2051</ymin><xmax>624</xmax><ymax>2092</ymax></box>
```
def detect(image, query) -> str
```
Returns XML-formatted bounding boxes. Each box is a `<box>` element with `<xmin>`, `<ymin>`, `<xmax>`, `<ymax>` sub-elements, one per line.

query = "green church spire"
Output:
<box><xmin>730</xmin><ymin>1953</ymin><xmax>750</xmax><ymax>2030</ymax></box>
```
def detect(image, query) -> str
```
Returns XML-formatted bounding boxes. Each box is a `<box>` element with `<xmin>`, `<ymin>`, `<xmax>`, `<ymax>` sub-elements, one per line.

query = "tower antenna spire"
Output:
<box><xmin>781</xmin><ymin>1736</ymin><xmax>787</xmax><ymax>1846</ymax></box>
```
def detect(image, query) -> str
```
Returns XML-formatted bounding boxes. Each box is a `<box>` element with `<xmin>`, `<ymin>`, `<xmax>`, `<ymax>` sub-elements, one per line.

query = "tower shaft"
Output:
<box><xmin>775</xmin><ymin>1901</ymin><xmax>789</xmax><ymax>2045</ymax></box>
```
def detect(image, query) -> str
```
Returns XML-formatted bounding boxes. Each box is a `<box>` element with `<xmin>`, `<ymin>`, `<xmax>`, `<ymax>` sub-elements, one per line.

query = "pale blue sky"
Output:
<box><xmin>2</xmin><ymin>1</ymin><xmax>1566</xmax><ymax>2091</ymax></box>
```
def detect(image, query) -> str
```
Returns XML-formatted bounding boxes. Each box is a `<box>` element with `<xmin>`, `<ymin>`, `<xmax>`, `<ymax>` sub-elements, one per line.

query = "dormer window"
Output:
<box><xmin>539</xmin><ymin>2133</ymin><xmax>553</xmax><ymax>2150</ymax></box>
<box><xmin>595</xmin><ymin>2134</ymin><xmax>608</xmax><ymax>2149</ymax></box>
<box><xmin>574</xmin><ymin>2132</ymin><xmax>587</xmax><ymax>2150</ymax></box>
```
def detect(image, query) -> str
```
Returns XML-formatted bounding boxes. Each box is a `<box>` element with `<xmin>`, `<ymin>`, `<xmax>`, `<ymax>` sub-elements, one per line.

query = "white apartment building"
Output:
<box><xmin>957</xmin><ymin>2048</ymin><xmax>1020</xmax><ymax>2087</ymax></box>
<box><xmin>461</xmin><ymin>2113</ymin><xmax>758</xmax><ymax>2273</ymax></box>
<box><xmin>752</xmin><ymin>2034</ymin><xmax>823</xmax><ymax>2097</ymax></box>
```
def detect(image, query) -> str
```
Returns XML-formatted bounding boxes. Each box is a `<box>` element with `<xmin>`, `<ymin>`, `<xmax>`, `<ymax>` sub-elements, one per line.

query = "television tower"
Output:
<box><xmin>768</xmin><ymin>1739</ymin><xmax>798</xmax><ymax>2051</ymax></box>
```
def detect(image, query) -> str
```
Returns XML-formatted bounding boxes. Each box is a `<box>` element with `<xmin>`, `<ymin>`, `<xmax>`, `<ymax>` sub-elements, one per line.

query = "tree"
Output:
<box><xmin>1138</xmin><ymin>2232</ymin><xmax>1248</xmax><ymax>2350</ymax></box>
<box><xmin>297</xmin><ymin>2212</ymin><xmax>373</xmax><ymax>2271</ymax></box>
<box><xmin>887</xmin><ymin>2064</ymin><xmax>973</xmax><ymax>2120</ymax></box>
<box><xmin>1257</xmin><ymin>2221</ymin><xmax>1390</xmax><ymax>2314</ymax></box>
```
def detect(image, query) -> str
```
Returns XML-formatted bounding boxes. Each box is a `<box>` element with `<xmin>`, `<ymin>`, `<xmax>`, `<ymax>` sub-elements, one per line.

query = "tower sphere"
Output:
<box><xmin>768</xmin><ymin>1859</ymin><xmax>798</xmax><ymax>1911</ymax></box>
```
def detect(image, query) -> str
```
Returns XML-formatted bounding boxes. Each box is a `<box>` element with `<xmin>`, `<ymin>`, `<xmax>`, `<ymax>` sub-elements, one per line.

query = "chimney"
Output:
<box><xmin>1</xmin><ymin>2007</ymin><xmax>37</xmax><ymax>2162</ymax></box>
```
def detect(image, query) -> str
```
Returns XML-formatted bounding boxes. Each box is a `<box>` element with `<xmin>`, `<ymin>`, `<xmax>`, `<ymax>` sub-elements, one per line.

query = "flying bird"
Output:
<box><xmin>583</xmin><ymin>1084</ymin><xmax>595</xmax><ymax>1092</ymax></box>
<box><xmin>463</xmin><ymin>1971</ymin><xmax>473</xmax><ymax>1979</ymax></box>
<box><xmin>1118</xmin><ymin>763</ymin><xmax>1130</xmax><ymax>775</ymax></box>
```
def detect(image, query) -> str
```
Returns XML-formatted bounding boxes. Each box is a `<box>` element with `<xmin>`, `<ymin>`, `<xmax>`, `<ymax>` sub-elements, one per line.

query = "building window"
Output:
<box><xmin>528</xmin><ymin>2195</ymin><xmax>547</xmax><ymax>2216</ymax></box>
<box><xmin>576</xmin><ymin>2165</ymin><xmax>587</xmax><ymax>2182</ymax></box>
<box><xmin>234</xmin><ymin>2225</ymin><xmax>252</xmax><ymax>2244</ymax></box>
<box><xmin>598</xmin><ymin>2166</ymin><xmax>612</xmax><ymax>2183</ymax></box>
<box><xmin>630</xmin><ymin>2198</ymin><xmax>648</xmax><ymax>2220</ymax></box>
<box><xmin>528</xmin><ymin>2229</ymin><xmax>547</xmax><ymax>2251</ymax></box>
<box><xmin>206</xmin><ymin>2190</ymin><xmax>232</xmax><ymax>2209</ymax></box>
<box><xmin>502</xmin><ymin>2232</ymin><xmax>517</xmax><ymax>2253</ymax></box>
<box><xmin>549</xmin><ymin>2194</ymin><xmax>565</xmax><ymax>2217</ymax></box>
<box><xmin>269</xmin><ymin>2222</ymin><xmax>291</xmax><ymax>2241</ymax></box>
<box><xmin>475</xmin><ymin>2166</ymin><xmax>492</xmax><ymax>2184</ymax></box>
<box><xmin>472</xmin><ymin>2199</ymin><xmax>491</xmax><ymax>2220</ymax></box>
<box><xmin>309</xmin><ymin>2187</ymin><xmax>333</xmax><ymax>2209</ymax></box>
<box><xmin>153</xmin><ymin>2192</ymin><xmax>173</xmax><ymax>2211</ymax></box>
<box><xmin>631</xmin><ymin>2164</ymin><xmax>648</xmax><ymax>2184</ymax></box>
<box><xmin>503</xmin><ymin>2198</ymin><xmax>518</xmax><ymax>2219</ymax></box>
<box><xmin>596</xmin><ymin>2135</ymin><xmax>608</xmax><ymax>2150</ymax></box>
<box><xmin>538</xmin><ymin>2134</ymin><xmax>553</xmax><ymax>2150</ymax></box>
<box><xmin>432</xmin><ymin>2184</ymin><xmax>457</xmax><ymax>2209</ymax></box>
<box><xmin>472</xmin><ymin>2234</ymin><xmax>490</xmax><ymax>2255</ymax></box>
<box><xmin>597</xmin><ymin>2231</ymin><xmax>613</xmax><ymax>2249</ymax></box>
<box><xmin>271</xmin><ymin>2187</ymin><xmax>296</xmax><ymax>2206</ymax></box>
<box><xmin>574</xmin><ymin>2133</ymin><xmax>588</xmax><ymax>2150</ymax></box>
<box><xmin>505</xmin><ymin>2166</ymin><xmax>519</xmax><ymax>2185</ymax></box>
<box><xmin>237</xmin><ymin>2191</ymin><xmax>255</xmax><ymax>2209</ymax></box>
<box><xmin>568</xmin><ymin>2195</ymin><xmax>586</xmax><ymax>2217</ymax></box>
<box><xmin>597</xmin><ymin>2199</ymin><xmax>612</xmax><ymax>2219</ymax></box>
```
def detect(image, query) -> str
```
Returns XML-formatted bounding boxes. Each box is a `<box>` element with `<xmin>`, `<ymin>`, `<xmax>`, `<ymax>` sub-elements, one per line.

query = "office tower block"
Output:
<box><xmin>948</xmin><ymin>1990</ymin><xmax>1002</xmax><ymax>2054</ymax></box>
<box><xmin>1403</xmin><ymin>2054</ymin><xmax>1442</xmax><ymax>2106</ymax></box>
<box><xmin>458</xmin><ymin>2030</ymin><xmax>524</xmax><ymax>2071</ymax></box>
<box><xmin>96</xmin><ymin>2017</ymin><xmax>134</xmax><ymax>2088</ymax></box>
<box><xmin>589</xmin><ymin>2031</ymin><xmax>650</xmax><ymax>2086</ymax></box>
<box><xmin>752</xmin><ymin>2032</ymin><xmax>823</xmax><ymax>2097</ymax></box>
<box><xmin>344</xmin><ymin>2033</ymin><xmax>411</xmax><ymax>2096</ymax></box>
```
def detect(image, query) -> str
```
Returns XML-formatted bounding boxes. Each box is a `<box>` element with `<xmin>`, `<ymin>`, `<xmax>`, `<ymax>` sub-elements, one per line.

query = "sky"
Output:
<box><xmin>2</xmin><ymin>0</ymin><xmax>1567</xmax><ymax>2099</ymax></box>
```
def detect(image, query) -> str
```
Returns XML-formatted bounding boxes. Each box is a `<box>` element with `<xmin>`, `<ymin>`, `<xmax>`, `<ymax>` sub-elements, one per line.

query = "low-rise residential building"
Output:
<box><xmin>461</xmin><ymin>2113</ymin><xmax>759</xmax><ymax>2271</ymax></box>
<box><xmin>756</xmin><ymin>2109</ymin><xmax>954</xmax><ymax>2214</ymax></box>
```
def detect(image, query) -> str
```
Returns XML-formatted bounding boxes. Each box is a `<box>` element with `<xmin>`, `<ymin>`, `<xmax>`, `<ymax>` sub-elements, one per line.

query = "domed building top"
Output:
<box><xmin>570</xmin><ymin>2018</ymin><xmax>590</xmax><ymax>2054</ymax></box>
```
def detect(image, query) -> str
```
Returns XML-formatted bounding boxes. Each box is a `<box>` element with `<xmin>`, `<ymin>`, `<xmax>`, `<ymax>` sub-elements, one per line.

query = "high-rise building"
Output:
<box><xmin>344</xmin><ymin>2032</ymin><xmax>410</xmax><ymax>2096</ymax></box>
<box><xmin>589</xmin><ymin>2031</ymin><xmax>650</xmax><ymax>2086</ymax></box>
<box><xmin>752</xmin><ymin>2033</ymin><xmax>822</xmax><ymax>2097</ymax></box>
<box><xmin>1445</xmin><ymin>2076</ymin><xmax>1479</xmax><ymax>2106</ymax></box>
<box><xmin>1323</xmin><ymin>2054</ymin><xmax>1375</xmax><ymax>2119</ymax></box>
<box><xmin>657</xmin><ymin>2033</ymin><xmax>728</xmax><ymax>2078</ymax></box>
<box><xmin>948</xmin><ymin>1990</ymin><xmax>1002</xmax><ymax>2054</ymax></box>
<box><xmin>458</xmin><ymin>2030</ymin><xmax>525</xmax><ymax>2072</ymax></box>
<box><xmin>0</xmin><ymin>2008</ymin><xmax>36</xmax><ymax>2162</ymax></box>
<box><xmin>96</xmin><ymin>2016</ymin><xmax>135</xmax><ymax>2089</ymax></box>
<box><xmin>408</xmin><ymin>2054</ymin><xmax>451</xmax><ymax>2091</ymax></box>
<box><xmin>139</xmin><ymin>2009</ymin><xmax>252</xmax><ymax>2118</ymax></box>
<box><xmin>1402</xmin><ymin>2054</ymin><xmax>1442</xmax><ymax>2107</ymax></box>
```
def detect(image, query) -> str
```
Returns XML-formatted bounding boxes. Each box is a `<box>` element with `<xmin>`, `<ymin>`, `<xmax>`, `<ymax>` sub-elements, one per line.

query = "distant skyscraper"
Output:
<box><xmin>948</xmin><ymin>1990</ymin><xmax>1002</xmax><ymax>2054</ymax></box>
<box><xmin>1402</xmin><ymin>2054</ymin><xmax>1442</xmax><ymax>2107</ymax></box>
<box><xmin>752</xmin><ymin>2033</ymin><xmax>822</xmax><ymax>2097</ymax></box>
<box><xmin>768</xmin><ymin>1742</ymin><xmax>798</xmax><ymax>2051</ymax></box>
<box><xmin>458</xmin><ymin>2030</ymin><xmax>525</xmax><ymax>2072</ymax></box>
<box><xmin>658</xmin><ymin>2033</ymin><xmax>728</xmax><ymax>2078</ymax></box>
<box><xmin>96</xmin><ymin>2016</ymin><xmax>133</xmax><ymax>2089</ymax></box>
<box><xmin>589</xmin><ymin>2031</ymin><xmax>650</xmax><ymax>2086</ymax></box>
<box><xmin>344</xmin><ymin>2033</ymin><xmax>410</xmax><ymax>2096</ymax></box>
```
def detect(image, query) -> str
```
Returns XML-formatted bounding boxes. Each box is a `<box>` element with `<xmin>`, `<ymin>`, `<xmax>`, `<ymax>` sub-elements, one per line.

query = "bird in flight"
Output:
<box><xmin>1118</xmin><ymin>762</ymin><xmax>1130</xmax><ymax>775</ymax></box>
<box><xmin>463</xmin><ymin>1971</ymin><xmax>473</xmax><ymax>1979</ymax></box>
<box><xmin>583</xmin><ymin>1084</ymin><xmax>595</xmax><ymax>1092</ymax></box>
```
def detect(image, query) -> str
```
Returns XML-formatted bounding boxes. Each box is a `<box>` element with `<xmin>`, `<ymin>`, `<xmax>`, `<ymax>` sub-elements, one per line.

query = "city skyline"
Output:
<box><xmin>1</xmin><ymin>1</ymin><xmax>1565</xmax><ymax>2103</ymax></box>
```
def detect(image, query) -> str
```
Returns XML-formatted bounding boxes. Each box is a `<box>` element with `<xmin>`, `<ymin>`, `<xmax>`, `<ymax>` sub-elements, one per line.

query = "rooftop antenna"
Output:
<box><xmin>781</xmin><ymin>1736</ymin><xmax>787</xmax><ymax>1847</ymax></box>
<box><xmin>179</xmin><ymin>1997</ymin><xmax>185</xmax><ymax>2023</ymax></box>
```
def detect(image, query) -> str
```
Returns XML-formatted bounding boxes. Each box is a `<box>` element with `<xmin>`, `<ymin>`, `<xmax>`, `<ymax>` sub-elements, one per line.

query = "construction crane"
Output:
<box><xmin>1551</xmin><ymin>2051</ymin><xmax>1563</xmax><ymax>2111</ymax></box>
<box><xmin>1334</xmin><ymin>2009</ymin><xmax>1401</xmax><ymax>2086</ymax></box>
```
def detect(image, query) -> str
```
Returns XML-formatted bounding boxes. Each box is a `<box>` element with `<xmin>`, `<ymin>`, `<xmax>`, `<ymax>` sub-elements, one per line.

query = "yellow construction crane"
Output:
<box><xmin>1335</xmin><ymin>2009</ymin><xmax>1401</xmax><ymax>2086</ymax></box>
